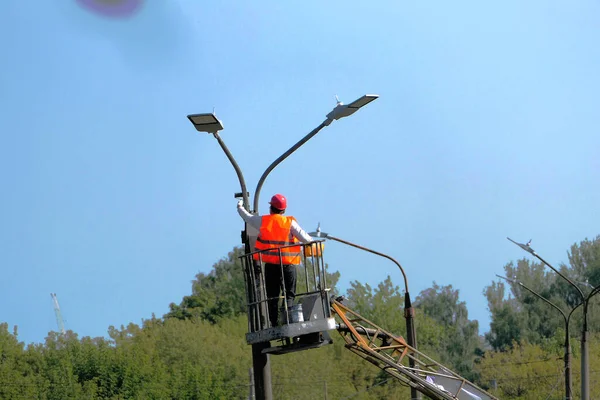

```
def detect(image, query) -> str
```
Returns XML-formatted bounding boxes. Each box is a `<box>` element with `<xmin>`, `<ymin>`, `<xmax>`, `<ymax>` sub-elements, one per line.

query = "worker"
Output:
<box><xmin>237</xmin><ymin>193</ymin><xmax>312</xmax><ymax>327</ymax></box>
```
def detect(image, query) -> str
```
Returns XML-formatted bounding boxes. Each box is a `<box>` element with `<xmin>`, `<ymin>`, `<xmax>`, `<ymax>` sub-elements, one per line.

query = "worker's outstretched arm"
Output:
<box><xmin>291</xmin><ymin>221</ymin><xmax>312</xmax><ymax>243</ymax></box>
<box><xmin>237</xmin><ymin>201</ymin><xmax>262</xmax><ymax>231</ymax></box>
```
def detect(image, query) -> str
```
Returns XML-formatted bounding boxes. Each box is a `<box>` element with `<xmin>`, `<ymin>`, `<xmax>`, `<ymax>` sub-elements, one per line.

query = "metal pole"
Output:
<box><xmin>581</xmin><ymin>328</ymin><xmax>588</xmax><ymax>400</ymax></box>
<box><xmin>322</xmin><ymin>234</ymin><xmax>420</xmax><ymax>400</ymax></box>
<box><xmin>253</xmin><ymin>120</ymin><xmax>329</xmax><ymax>212</ymax></box>
<box><xmin>211</xmin><ymin>132</ymin><xmax>272</xmax><ymax>400</ymax></box>
<box><xmin>252</xmin><ymin>342</ymin><xmax>272</xmax><ymax>400</ymax></box>
<box><xmin>249</xmin><ymin>368</ymin><xmax>255</xmax><ymax>400</ymax></box>
<box><xmin>246</xmin><ymin>227</ymin><xmax>272</xmax><ymax>400</ymax></box>
<box><xmin>496</xmin><ymin>275</ymin><xmax>572</xmax><ymax>400</ymax></box>
<box><xmin>508</xmin><ymin>239</ymin><xmax>587</xmax><ymax>400</ymax></box>
<box><xmin>529</xmin><ymin>253</ymin><xmax>586</xmax><ymax>400</ymax></box>
<box><xmin>581</xmin><ymin>285</ymin><xmax>600</xmax><ymax>400</ymax></box>
<box><xmin>565</xmin><ymin>324</ymin><xmax>572</xmax><ymax>400</ymax></box>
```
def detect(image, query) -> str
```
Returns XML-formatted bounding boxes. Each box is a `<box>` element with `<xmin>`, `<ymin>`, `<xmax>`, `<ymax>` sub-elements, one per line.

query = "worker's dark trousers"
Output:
<box><xmin>264</xmin><ymin>263</ymin><xmax>296</xmax><ymax>327</ymax></box>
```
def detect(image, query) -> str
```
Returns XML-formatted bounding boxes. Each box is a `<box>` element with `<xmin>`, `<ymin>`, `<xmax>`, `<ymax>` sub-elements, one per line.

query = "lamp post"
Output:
<box><xmin>187</xmin><ymin>95</ymin><xmax>378</xmax><ymax>400</ymax></box>
<box><xmin>186</xmin><ymin>112</ymin><xmax>274</xmax><ymax>397</ymax></box>
<box><xmin>309</xmin><ymin>226</ymin><xmax>420</xmax><ymax>400</ymax></box>
<box><xmin>496</xmin><ymin>274</ymin><xmax>573</xmax><ymax>400</ymax></box>
<box><xmin>508</xmin><ymin>237</ymin><xmax>600</xmax><ymax>400</ymax></box>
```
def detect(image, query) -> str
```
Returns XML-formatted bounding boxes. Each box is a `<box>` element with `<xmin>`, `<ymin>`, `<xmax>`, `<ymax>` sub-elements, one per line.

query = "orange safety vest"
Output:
<box><xmin>253</xmin><ymin>214</ymin><xmax>301</xmax><ymax>265</ymax></box>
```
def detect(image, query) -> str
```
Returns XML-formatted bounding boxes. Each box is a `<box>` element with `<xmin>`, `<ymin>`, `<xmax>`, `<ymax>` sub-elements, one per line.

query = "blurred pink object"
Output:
<box><xmin>76</xmin><ymin>0</ymin><xmax>144</xmax><ymax>18</ymax></box>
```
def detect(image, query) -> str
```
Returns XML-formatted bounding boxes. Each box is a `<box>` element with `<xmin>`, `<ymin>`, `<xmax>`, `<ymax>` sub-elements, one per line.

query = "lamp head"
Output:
<box><xmin>187</xmin><ymin>113</ymin><xmax>224</xmax><ymax>133</ymax></box>
<box><xmin>326</xmin><ymin>94</ymin><xmax>379</xmax><ymax>121</ymax></box>
<box><xmin>507</xmin><ymin>237</ymin><xmax>536</xmax><ymax>255</ymax></box>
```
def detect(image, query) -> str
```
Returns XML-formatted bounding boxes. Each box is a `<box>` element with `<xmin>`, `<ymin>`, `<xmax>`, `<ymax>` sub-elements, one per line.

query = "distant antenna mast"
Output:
<box><xmin>50</xmin><ymin>293</ymin><xmax>66</xmax><ymax>334</ymax></box>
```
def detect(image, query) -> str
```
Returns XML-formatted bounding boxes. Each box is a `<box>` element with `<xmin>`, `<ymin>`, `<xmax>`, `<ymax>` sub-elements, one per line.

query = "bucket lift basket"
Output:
<box><xmin>240</xmin><ymin>241</ymin><xmax>335</xmax><ymax>353</ymax></box>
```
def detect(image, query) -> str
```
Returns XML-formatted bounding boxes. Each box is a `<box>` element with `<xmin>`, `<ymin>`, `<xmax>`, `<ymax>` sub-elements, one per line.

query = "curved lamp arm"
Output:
<box><xmin>330</xmin><ymin>235</ymin><xmax>410</xmax><ymax>294</ymax></box>
<box><xmin>313</xmin><ymin>230</ymin><xmax>409</xmax><ymax>295</ymax></box>
<box><xmin>253</xmin><ymin>94</ymin><xmax>379</xmax><ymax>213</ymax></box>
<box><xmin>496</xmin><ymin>275</ymin><xmax>568</xmax><ymax>324</ymax></box>
<box><xmin>213</xmin><ymin>132</ymin><xmax>250</xmax><ymax>209</ymax></box>
<box><xmin>253</xmin><ymin>120</ymin><xmax>329</xmax><ymax>212</ymax></box>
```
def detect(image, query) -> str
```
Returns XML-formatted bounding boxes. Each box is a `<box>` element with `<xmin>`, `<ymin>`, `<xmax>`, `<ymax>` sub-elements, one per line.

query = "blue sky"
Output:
<box><xmin>1</xmin><ymin>0</ymin><xmax>599</xmax><ymax>345</ymax></box>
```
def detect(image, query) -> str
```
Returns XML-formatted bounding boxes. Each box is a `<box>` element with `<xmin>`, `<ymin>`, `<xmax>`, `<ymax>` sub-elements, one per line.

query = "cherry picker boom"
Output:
<box><xmin>240</xmin><ymin>241</ymin><xmax>498</xmax><ymax>400</ymax></box>
<box><xmin>332</xmin><ymin>298</ymin><xmax>497</xmax><ymax>400</ymax></box>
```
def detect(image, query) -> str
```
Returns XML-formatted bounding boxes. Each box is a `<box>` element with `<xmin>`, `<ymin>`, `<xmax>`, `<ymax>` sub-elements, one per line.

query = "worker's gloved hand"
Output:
<box><xmin>237</xmin><ymin>200</ymin><xmax>244</xmax><ymax>208</ymax></box>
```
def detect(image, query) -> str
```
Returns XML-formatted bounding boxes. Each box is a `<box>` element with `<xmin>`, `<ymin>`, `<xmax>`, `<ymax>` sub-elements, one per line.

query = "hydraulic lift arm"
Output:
<box><xmin>331</xmin><ymin>299</ymin><xmax>498</xmax><ymax>400</ymax></box>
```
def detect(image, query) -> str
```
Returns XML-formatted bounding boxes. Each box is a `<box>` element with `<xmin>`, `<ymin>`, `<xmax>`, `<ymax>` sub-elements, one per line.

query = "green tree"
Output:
<box><xmin>566</xmin><ymin>235</ymin><xmax>600</xmax><ymax>289</ymax></box>
<box><xmin>0</xmin><ymin>323</ymin><xmax>41</xmax><ymax>399</ymax></box>
<box><xmin>416</xmin><ymin>283</ymin><xmax>482</xmax><ymax>381</ymax></box>
<box><xmin>346</xmin><ymin>276</ymin><xmax>405</xmax><ymax>335</ymax></box>
<box><xmin>562</xmin><ymin>235</ymin><xmax>600</xmax><ymax>334</ymax></box>
<box><xmin>38</xmin><ymin>331</ymin><xmax>86</xmax><ymax>400</ymax></box>
<box><xmin>477</xmin><ymin>341</ymin><xmax>566</xmax><ymax>399</ymax></box>
<box><xmin>485</xmin><ymin>290</ymin><xmax>524</xmax><ymax>352</ymax></box>
<box><xmin>344</xmin><ymin>277</ymin><xmax>484</xmax><ymax>392</ymax></box>
<box><xmin>166</xmin><ymin>247</ymin><xmax>248</xmax><ymax>323</ymax></box>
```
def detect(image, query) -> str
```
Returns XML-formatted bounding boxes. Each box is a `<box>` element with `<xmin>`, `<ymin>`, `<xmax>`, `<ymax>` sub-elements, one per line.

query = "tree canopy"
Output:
<box><xmin>2</xmin><ymin>236</ymin><xmax>600</xmax><ymax>399</ymax></box>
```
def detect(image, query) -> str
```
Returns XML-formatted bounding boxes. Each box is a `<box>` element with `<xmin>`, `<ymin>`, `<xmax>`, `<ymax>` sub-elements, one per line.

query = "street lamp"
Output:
<box><xmin>508</xmin><ymin>237</ymin><xmax>600</xmax><ymax>400</ymax></box>
<box><xmin>187</xmin><ymin>112</ymin><xmax>272</xmax><ymax>397</ymax></box>
<box><xmin>496</xmin><ymin>274</ymin><xmax>574</xmax><ymax>400</ymax></box>
<box><xmin>187</xmin><ymin>95</ymin><xmax>379</xmax><ymax>400</ymax></box>
<box><xmin>309</xmin><ymin>226</ymin><xmax>420</xmax><ymax>400</ymax></box>
<box><xmin>252</xmin><ymin>94</ymin><xmax>379</xmax><ymax>213</ymax></box>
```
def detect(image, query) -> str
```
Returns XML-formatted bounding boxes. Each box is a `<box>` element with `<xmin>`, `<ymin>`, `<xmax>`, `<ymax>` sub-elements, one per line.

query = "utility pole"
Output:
<box><xmin>496</xmin><ymin>275</ymin><xmax>573</xmax><ymax>400</ymax></box>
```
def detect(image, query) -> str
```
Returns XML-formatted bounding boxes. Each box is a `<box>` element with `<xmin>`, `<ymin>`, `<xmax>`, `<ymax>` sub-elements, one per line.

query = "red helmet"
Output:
<box><xmin>269</xmin><ymin>194</ymin><xmax>287</xmax><ymax>210</ymax></box>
